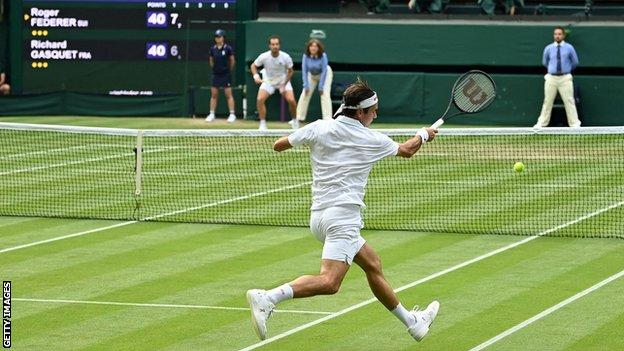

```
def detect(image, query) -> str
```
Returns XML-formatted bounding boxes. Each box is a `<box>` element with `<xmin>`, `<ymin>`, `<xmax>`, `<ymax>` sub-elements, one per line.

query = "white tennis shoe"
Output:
<box><xmin>259</xmin><ymin>121</ymin><xmax>268</xmax><ymax>131</ymax></box>
<box><xmin>205</xmin><ymin>113</ymin><xmax>215</xmax><ymax>122</ymax></box>
<box><xmin>227</xmin><ymin>114</ymin><xmax>237</xmax><ymax>123</ymax></box>
<box><xmin>407</xmin><ymin>300</ymin><xmax>440</xmax><ymax>341</ymax></box>
<box><xmin>246</xmin><ymin>289</ymin><xmax>275</xmax><ymax>340</ymax></box>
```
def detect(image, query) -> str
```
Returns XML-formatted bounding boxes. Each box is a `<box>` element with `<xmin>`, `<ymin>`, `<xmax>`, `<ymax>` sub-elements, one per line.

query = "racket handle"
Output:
<box><xmin>431</xmin><ymin>118</ymin><xmax>445</xmax><ymax>129</ymax></box>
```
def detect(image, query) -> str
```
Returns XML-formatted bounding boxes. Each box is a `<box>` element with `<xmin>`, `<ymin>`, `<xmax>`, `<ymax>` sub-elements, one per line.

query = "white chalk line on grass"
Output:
<box><xmin>143</xmin><ymin>181</ymin><xmax>312</xmax><ymax>221</ymax></box>
<box><xmin>0</xmin><ymin>146</ymin><xmax>176</xmax><ymax>176</ymax></box>
<box><xmin>0</xmin><ymin>144</ymin><xmax>132</xmax><ymax>161</ymax></box>
<box><xmin>0</xmin><ymin>181</ymin><xmax>312</xmax><ymax>254</ymax></box>
<box><xmin>468</xmin><ymin>268</ymin><xmax>624</xmax><ymax>351</ymax></box>
<box><xmin>237</xmin><ymin>199</ymin><xmax>624</xmax><ymax>351</ymax></box>
<box><xmin>13</xmin><ymin>298</ymin><xmax>332</xmax><ymax>315</ymax></box>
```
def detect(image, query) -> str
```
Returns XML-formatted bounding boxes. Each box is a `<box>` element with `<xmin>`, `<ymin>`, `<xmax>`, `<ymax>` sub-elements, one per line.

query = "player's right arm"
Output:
<box><xmin>397</xmin><ymin>128</ymin><xmax>436</xmax><ymax>158</ymax></box>
<box><xmin>273</xmin><ymin>136</ymin><xmax>292</xmax><ymax>152</ymax></box>
<box><xmin>250</xmin><ymin>63</ymin><xmax>262</xmax><ymax>84</ymax></box>
<box><xmin>274</xmin><ymin>121</ymin><xmax>317</xmax><ymax>152</ymax></box>
<box><xmin>251</xmin><ymin>53</ymin><xmax>264</xmax><ymax>84</ymax></box>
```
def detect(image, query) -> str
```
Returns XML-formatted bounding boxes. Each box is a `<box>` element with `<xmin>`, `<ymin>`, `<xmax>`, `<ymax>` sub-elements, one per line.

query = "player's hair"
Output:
<box><xmin>268</xmin><ymin>35</ymin><xmax>281</xmax><ymax>44</ymax></box>
<box><xmin>342</xmin><ymin>77</ymin><xmax>376</xmax><ymax>117</ymax></box>
<box><xmin>554</xmin><ymin>26</ymin><xmax>566</xmax><ymax>35</ymax></box>
<box><xmin>304</xmin><ymin>39</ymin><xmax>324</xmax><ymax>58</ymax></box>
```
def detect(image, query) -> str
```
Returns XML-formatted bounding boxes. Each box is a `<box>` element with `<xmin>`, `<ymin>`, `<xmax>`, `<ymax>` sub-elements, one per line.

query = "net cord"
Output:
<box><xmin>0</xmin><ymin>122</ymin><xmax>622</xmax><ymax>137</ymax></box>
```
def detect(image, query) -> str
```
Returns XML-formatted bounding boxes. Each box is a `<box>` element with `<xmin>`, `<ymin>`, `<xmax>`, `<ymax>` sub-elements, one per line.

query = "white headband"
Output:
<box><xmin>333</xmin><ymin>92</ymin><xmax>378</xmax><ymax>118</ymax></box>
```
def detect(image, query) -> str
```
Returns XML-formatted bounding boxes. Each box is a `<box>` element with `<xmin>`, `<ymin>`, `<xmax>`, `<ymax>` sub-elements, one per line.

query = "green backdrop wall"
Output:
<box><xmin>245</xmin><ymin>71</ymin><xmax>624</xmax><ymax>126</ymax></box>
<box><xmin>245</xmin><ymin>20</ymin><xmax>624</xmax><ymax>67</ymax></box>
<box><xmin>244</xmin><ymin>20</ymin><xmax>624</xmax><ymax>126</ymax></box>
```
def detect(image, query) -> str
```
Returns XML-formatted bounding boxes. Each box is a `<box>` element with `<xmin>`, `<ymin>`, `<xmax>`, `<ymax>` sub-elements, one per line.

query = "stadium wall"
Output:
<box><xmin>245</xmin><ymin>71</ymin><xmax>624</xmax><ymax>126</ymax></box>
<box><xmin>245</xmin><ymin>20</ymin><xmax>624</xmax><ymax>125</ymax></box>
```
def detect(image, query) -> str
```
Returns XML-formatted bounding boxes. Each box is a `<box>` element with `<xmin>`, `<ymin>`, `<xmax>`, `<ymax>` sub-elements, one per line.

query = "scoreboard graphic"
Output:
<box><xmin>20</xmin><ymin>0</ymin><xmax>237</xmax><ymax>94</ymax></box>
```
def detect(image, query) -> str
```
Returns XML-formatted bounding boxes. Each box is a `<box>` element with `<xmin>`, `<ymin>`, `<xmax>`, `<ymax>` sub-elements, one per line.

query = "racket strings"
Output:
<box><xmin>453</xmin><ymin>73</ymin><xmax>496</xmax><ymax>113</ymax></box>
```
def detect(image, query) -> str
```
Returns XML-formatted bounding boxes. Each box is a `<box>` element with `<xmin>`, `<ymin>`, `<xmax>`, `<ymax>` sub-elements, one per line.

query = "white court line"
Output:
<box><xmin>13</xmin><ymin>298</ymin><xmax>332</xmax><ymax>315</ymax></box>
<box><xmin>0</xmin><ymin>144</ymin><xmax>131</xmax><ymax>161</ymax></box>
<box><xmin>0</xmin><ymin>146</ymin><xmax>175</xmax><ymax>176</ymax></box>
<box><xmin>468</xmin><ymin>268</ymin><xmax>624</xmax><ymax>351</ymax></box>
<box><xmin>0</xmin><ymin>145</ymin><xmax>87</xmax><ymax>160</ymax></box>
<box><xmin>0</xmin><ymin>221</ymin><xmax>137</xmax><ymax>254</ymax></box>
<box><xmin>0</xmin><ymin>181</ymin><xmax>312</xmax><ymax>254</ymax></box>
<box><xmin>237</xmin><ymin>199</ymin><xmax>624</xmax><ymax>351</ymax></box>
<box><xmin>144</xmin><ymin>181</ymin><xmax>312</xmax><ymax>221</ymax></box>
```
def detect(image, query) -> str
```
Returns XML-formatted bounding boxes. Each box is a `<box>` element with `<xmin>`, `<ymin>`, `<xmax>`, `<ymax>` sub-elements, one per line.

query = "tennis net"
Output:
<box><xmin>1</xmin><ymin>122</ymin><xmax>622</xmax><ymax>238</ymax></box>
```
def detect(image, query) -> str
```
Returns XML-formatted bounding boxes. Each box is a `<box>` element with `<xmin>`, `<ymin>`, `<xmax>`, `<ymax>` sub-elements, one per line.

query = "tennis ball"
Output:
<box><xmin>514</xmin><ymin>162</ymin><xmax>525</xmax><ymax>173</ymax></box>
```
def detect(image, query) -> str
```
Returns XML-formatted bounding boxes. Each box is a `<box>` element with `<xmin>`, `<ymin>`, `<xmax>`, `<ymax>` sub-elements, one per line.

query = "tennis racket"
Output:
<box><xmin>430</xmin><ymin>70</ymin><xmax>497</xmax><ymax>129</ymax></box>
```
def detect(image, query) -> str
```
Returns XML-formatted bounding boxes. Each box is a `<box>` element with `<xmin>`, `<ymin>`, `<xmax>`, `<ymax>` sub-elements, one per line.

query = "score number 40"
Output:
<box><xmin>146</xmin><ymin>43</ymin><xmax>180</xmax><ymax>60</ymax></box>
<box><xmin>146</xmin><ymin>11</ymin><xmax>181</xmax><ymax>28</ymax></box>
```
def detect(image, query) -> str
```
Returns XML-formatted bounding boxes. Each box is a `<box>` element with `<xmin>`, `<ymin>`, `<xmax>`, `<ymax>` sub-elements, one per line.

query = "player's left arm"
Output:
<box><xmin>284</xmin><ymin>67</ymin><xmax>294</xmax><ymax>85</ymax></box>
<box><xmin>283</xmin><ymin>55</ymin><xmax>294</xmax><ymax>85</ymax></box>
<box><xmin>273</xmin><ymin>136</ymin><xmax>292</xmax><ymax>152</ymax></box>
<box><xmin>274</xmin><ymin>121</ymin><xmax>316</xmax><ymax>152</ymax></box>
<box><xmin>397</xmin><ymin>128</ymin><xmax>437</xmax><ymax>158</ymax></box>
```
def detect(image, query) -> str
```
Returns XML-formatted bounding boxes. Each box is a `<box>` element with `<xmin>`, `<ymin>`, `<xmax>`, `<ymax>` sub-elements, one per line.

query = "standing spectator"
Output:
<box><xmin>206</xmin><ymin>29</ymin><xmax>237</xmax><ymax>123</ymax></box>
<box><xmin>0</xmin><ymin>71</ymin><xmax>10</xmax><ymax>95</ymax></box>
<box><xmin>251</xmin><ymin>35</ymin><xmax>298</xmax><ymax>131</ymax></box>
<box><xmin>534</xmin><ymin>26</ymin><xmax>581</xmax><ymax>128</ymax></box>
<box><xmin>295</xmin><ymin>39</ymin><xmax>333</xmax><ymax>122</ymax></box>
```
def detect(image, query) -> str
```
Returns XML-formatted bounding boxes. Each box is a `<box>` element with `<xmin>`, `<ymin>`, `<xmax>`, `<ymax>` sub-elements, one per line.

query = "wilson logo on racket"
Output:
<box><xmin>429</xmin><ymin>70</ymin><xmax>496</xmax><ymax>129</ymax></box>
<box><xmin>462</xmin><ymin>78</ymin><xmax>488</xmax><ymax>105</ymax></box>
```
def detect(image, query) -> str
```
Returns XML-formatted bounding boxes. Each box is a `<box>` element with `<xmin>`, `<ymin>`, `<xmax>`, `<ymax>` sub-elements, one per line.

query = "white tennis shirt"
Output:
<box><xmin>288</xmin><ymin>116</ymin><xmax>399</xmax><ymax>210</ymax></box>
<box><xmin>253</xmin><ymin>50</ymin><xmax>293</xmax><ymax>86</ymax></box>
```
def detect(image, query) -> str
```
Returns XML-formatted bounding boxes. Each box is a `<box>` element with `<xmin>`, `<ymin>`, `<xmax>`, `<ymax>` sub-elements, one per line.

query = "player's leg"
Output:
<box><xmin>534</xmin><ymin>74</ymin><xmax>558</xmax><ymax>127</ymax></box>
<box><xmin>256</xmin><ymin>84</ymin><xmax>273</xmax><ymax>130</ymax></box>
<box><xmin>295</xmin><ymin>72</ymin><xmax>316</xmax><ymax>122</ymax></box>
<box><xmin>289</xmin><ymin>259</ymin><xmax>350</xmax><ymax>297</ymax></box>
<box><xmin>281</xmin><ymin>82</ymin><xmax>298</xmax><ymax>120</ymax></box>
<box><xmin>246</xmin><ymin>206</ymin><xmax>356</xmax><ymax>341</ymax></box>
<box><xmin>557</xmin><ymin>75</ymin><xmax>581</xmax><ymax>127</ymax></box>
<box><xmin>224</xmin><ymin>87</ymin><xmax>236</xmax><ymax>122</ymax></box>
<box><xmin>353</xmin><ymin>243</ymin><xmax>399</xmax><ymax>310</ymax></box>
<box><xmin>353</xmin><ymin>243</ymin><xmax>440</xmax><ymax>342</ymax></box>
<box><xmin>246</xmin><ymin>258</ymin><xmax>349</xmax><ymax>340</ymax></box>
<box><xmin>206</xmin><ymin>87</ymin><xmax>219</xmax><ymax>122</ymax></box>
<box><xmin>320</xmin><ymin>66</ymin><xmax>333</xmax><ymax>120</ymax></box>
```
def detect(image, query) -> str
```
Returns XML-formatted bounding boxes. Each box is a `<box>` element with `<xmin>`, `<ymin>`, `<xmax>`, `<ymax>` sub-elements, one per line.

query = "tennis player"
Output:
<box><xmin>246</xmin><ymin>78</ymin><xmax>440</xmax><ymax>342</ymax></box>
<box><xmin>250</xmin><ymin>35</ymin><xmax>298</xmax><ymax>131</ymax></box>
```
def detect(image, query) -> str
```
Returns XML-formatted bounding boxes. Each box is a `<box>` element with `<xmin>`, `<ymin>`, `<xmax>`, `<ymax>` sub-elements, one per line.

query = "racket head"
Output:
<box><xmin>451</xmin><ymin>70</ymin><xmax>497</xmax><ymax>114</ymax></box>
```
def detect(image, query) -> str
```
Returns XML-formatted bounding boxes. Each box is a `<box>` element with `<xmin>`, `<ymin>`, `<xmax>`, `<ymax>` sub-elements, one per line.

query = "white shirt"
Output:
<box><xmin>288</xmin><ymin>116</ymin><xmax>399</xmax><ymax>210</ymax></box>
<box><xmin>253</xmin><ymin>50</ymin><xmax>293</xmax><ymax>86</ymax></box>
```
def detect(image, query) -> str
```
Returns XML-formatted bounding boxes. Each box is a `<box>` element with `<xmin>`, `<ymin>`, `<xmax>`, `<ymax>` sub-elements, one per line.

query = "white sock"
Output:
<box><xmin>260</xmin><ymin>120</ymin><xmax>266</xmax><ymax>125</ymax></box>
<box><xmin>229</xmin><ymin>110</ymin><xmax>235</xmax><ymax>114</ymax></box>
<box><xmin>392</xmin><ymin>303</ymin><xmax>416</xmax><ymax>328</ymax></box>
<box><xmin>209</xmin><ymin>110</ymin><xmax>215</xmax><ymax>115</ymax></box>
<box><xmin>266</xmin><ymin>283</ymin><xmax>294</xmax><ymax>305</ymax></box>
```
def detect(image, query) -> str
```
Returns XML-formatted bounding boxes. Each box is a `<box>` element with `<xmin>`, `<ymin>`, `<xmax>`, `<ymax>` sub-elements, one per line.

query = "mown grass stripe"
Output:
<box><xmin>469</xmin><ymin>268</ymin><xmax>624</xmax><ymax>351</ymax></box>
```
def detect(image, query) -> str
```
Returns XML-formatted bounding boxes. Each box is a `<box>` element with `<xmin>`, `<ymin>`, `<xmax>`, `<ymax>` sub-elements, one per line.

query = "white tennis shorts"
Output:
<box><xmin>259</xmin><ymin>81</ymin><xmax>293</xmax><ymax>95</ymax></box>
<box><xmin>309</xmin><ymin>205</ymin><xmax>366</xmax><ymax>265</ymax></box>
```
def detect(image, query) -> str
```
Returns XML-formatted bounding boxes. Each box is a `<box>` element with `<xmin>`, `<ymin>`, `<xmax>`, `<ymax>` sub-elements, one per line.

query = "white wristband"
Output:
<box><xmin>417</xmin><ymin>128</ymin><xmax>429</xmax><ymax>143</ymax></box>
<box><xmin>253</xmin><ymin>73</ymin><xmax>260</xmax><ymax>80</ymax></box>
